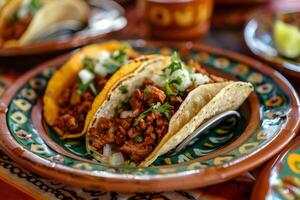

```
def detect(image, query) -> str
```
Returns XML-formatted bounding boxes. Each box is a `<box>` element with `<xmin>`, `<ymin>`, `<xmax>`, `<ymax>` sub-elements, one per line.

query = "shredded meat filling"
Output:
<box><xmin>88</xmin><ymin>61</ymin><xmax>224</xmax><ymax>164</ymax></box>
<box><xmin>88</xmin><ymin>80</ymin><xmax>183</xmax><ymax>163</ymax></box>
<box><xmin>1</xmin><ymin>16</ymin><xmax>32</xmax><ymax>41</ymax></box>
<box><xmin>54</xmin><ymin>76</ymin><xmax>109</xmax><ymax>135</ymax></box>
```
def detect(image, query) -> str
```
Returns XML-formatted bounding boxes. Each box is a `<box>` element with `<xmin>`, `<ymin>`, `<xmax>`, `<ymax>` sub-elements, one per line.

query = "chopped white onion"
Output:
<box><xmin>97</xmin><ymin>51</ymin><xmax>110</xmax><ymax>61</ymax></box>
<box><xmin>164</xmin><ymin>68</ymin><xmax>172</xmax><ymax>76</ymax></box>
<box><xmin>112</xmin><ymin>50</ymin><xmax>119</xmax><ymax>57</ymax></box>
<box><xmin>18</xmin><ymin>0</ymin><xmax>31</xmax><ymax>18</ymax></box>
<box><xmin>109</xmin><ymin>153</ymin><xmax>124</xmax><ymax>166</ymax></box>
<box><xmin>150</xmin><ymin>74</ymin><xmax>164</xmax><ymax>87</ymax></box>
<box><xmin>120</xmin><ymin>110</ymin><xmax>135</xmax><ymax>119</ymax></box>
<box><xmin>170</xmin><ymin>69</ymin><xmax>192</xmax><ymax>91</ymax></box>
<box><xmin>192</xmin><ymin>73</ymin><xmax>210</xmax><ymax>85</ymax></box>
<box><xmin>103</xmin><ymin>144</ymin><xmax>112</xmax><ymax>157</ymax></box>
<box><xmin>94</xmin><ymin>63</ymin><xmax>108</xmax><ymax>77</ymax></box>
<box><xmin>78</xmin><ymin>69</ymin><xmax>95</xmax><ymax>84</ymax></box>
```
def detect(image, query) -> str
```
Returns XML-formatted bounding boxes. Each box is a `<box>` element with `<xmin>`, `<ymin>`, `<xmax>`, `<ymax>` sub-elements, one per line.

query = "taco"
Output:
<box><xmin>0</xmin><ymin>0</ymin><xmax>89</xmax><ymax>47</ymax></box>
<box><xmin>43</xmin><ymin>41</ymin><xmax>139</xmax><ymax>139</ymax></box>
<box><xmin>86</xmin><ymin>52</ymin><xmax>253</xmax><ymax>167</ymax></box>
<box><xmin>0</xmin><ymin>0</ymin><xmax>9</xmax><ymax>10</ymax></box>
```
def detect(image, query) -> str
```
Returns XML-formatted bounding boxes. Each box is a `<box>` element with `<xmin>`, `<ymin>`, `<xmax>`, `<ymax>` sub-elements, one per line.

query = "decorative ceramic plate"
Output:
<box><xmin>252</xmin><ymin>136</ymin><xmax>300</xmax><ymax>200</ymax></box>
<box><xmin>0</xmin><ymin>40</ymin><xmax>299</xmax><ymax>192</ymax></box>
<box><xmin>244</xmin><ymin>9</ymin><xmax>300</xmax><ymax>78</ymax></box>
<box><xmin>0</xmin><ymin>1</ymin><xmax>126</xmax><ymax>56</ymax></box>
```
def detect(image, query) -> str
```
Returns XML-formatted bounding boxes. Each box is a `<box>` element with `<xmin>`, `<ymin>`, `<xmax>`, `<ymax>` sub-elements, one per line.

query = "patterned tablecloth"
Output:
<box><xmin>0</xmin><ymin>2</ymin><xmax>298</xmax><ymax>200</ymax></box>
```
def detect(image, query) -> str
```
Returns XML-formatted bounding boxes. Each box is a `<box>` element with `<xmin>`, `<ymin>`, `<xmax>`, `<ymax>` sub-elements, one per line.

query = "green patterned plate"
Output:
<box><xmin>252</xmin><ymin>136</ymin><xmax>300</xmax><ymax>200</ymax></box>
<box><xmin>0</xmin><ymin>40</ymin><xmax>299</xmax><ymax>192</ymax></box>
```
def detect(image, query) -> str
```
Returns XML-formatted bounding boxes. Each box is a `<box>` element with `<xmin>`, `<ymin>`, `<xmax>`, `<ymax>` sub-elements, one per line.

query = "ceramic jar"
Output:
<box><xmin>139</xmin><ymin>0</ymin><xmax>213</xmax><ymax>40</ymax></box>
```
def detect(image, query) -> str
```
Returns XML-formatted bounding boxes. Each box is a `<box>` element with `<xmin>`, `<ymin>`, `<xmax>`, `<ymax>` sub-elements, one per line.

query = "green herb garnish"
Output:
<box><xmin>124</xmin><ymin>160</ymin><xmax>136</xmax><ymax>167</ymax></box>
<box><xmin>119</xmin><ymin>86</ymin><xmax>128</xmax><ymax>94</ymax></box>
<box><xmin>115</xmin><ymin>99</ymin><xmax>130</xmax><ymax>112</ymax></box>
<box><xmin>169</xmin><ymin>76</ymin><xmax>183</xmax><ymax>86</ymax></box>
<box><xmin>162</xmin><ymin>52</ymin><xmax>187</xmax><ymax>96</ymax></box>
<box><xmin>186</xmin><ymin>66</ymin><xmax>196</xmax><ymax>74</ymax></box>
<box><xmin>167</xmin><ymin>52</ymin><xmax>183</xmax><ymax>73</ymax></box>
<box><xmin>28</xmin><ymin>0</ymin><xmax>42</xmax><ymax>14</ymax></box>
<box><xmin>164</xmin><ymin>81</ymin><xmax>178</xmax><ymax>96</ymax></box>
<box><xmin>111</xmin><ymin>46</ymin><xmax>128</xmax><ymax>65</ymax></box>
<box><xmin>143</xmin><ymin>89</ymin><xmax>149</xmax><ymax>100</ymax></box>
<box><xmin>102</xmin><ymin>46</ymin><xmax>128</xmax><ymax>74</ymax></box>
<box><xmin>77</xmin><ymin>79</ymin><xmax>98</xmax><ymax>96</ymax></box>
<box><xmin>83</xmin><ymin>57</ymin><xmax>94</xmax><ymax>72</ymax></box>
<box><xmin>103</xmin><ymin>62</ymin><xmax>121</xmax><ymax>74</ymax></box>
<box><xmin>89</xmin><ymin>82</ymin><xmax>98</xmax><ymax>96</ymax></box>
<box><xmin>134</xmin><ymin>136</ymin><xmax>143</xmax><ymax>143</ymax></box>
<box><xmin>134</xmin><ymin>102</ymin><xmax>171</xmax><ymax>126</ymax></box>
<box><xmin>77</xmin><ymin>79</ymin><xmax>90</xmax><ymax>94</ymax></box>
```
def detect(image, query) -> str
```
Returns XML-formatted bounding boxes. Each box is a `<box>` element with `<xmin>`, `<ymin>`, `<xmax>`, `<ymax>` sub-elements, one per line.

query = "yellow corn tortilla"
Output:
<box><xmin>86</xmin><ymin>55</ymin><xmax>253</xmax><ymax>167</ymax></box>
<box><xmin>43</xmin><ymin>40</ymin><xmax>139</xmax><ymax>139</ymax></box>
<box><xmin>0</xmin><ymin>0</ymin><xmax>89</xmax><ymax>47</ymax></box>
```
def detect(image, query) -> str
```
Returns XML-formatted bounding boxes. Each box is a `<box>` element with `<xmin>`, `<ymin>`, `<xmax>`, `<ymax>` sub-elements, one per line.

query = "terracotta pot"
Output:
<box><xmin>138</xmin><ymin>0</ymin><xmax>213</xmax><ymax>40</ymax></box>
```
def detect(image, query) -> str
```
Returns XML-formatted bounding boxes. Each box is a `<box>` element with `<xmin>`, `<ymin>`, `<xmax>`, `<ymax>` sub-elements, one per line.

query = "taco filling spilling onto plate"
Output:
<box><xmin>86</xmin><ymin>53</ymin><xmax>253</xmax><ymax>167</ymax></box>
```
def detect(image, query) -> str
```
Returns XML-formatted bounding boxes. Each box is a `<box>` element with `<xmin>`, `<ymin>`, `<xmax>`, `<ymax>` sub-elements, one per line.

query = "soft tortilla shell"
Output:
<box><xmin>86</xmin><ymin>55</ymin><xmax>253</xmax><ymax>167</ymax></box>
<box><xmin>0</xmin><ymin>0</ymin><xmax>89</xmax><ymax>46</ymax></box>
<box><xmin>140</xmin><ymin>81</ymin><xmax>253</xmax><ymax>167</ymax></box>
<box><xmin>86</xmin><ymin>55</ymin><xmax>171</xmax><ymax>159</ymax></box>
<box><xmin>43</xmin><ymin>40</ymin><xmax>137</xmax><ymax>139</ymax></box>
<box><xmin>19</xmin><ymin>0</ymin><xmax>90</xmax><ymax>45</ymax></box>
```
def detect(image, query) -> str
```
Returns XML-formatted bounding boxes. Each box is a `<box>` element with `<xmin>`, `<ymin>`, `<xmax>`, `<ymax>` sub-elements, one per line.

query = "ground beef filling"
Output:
<box><xmin>88</xmin><ymin>79</ymin><xmax>185</xmax><ymax>163</ymax></box>
<box><xmin>54</xmin><ymin>76</ymin><xmax>109</xmax><ymax>135</ymax></box>
<box><xmin>2</xmin><ymin>16</ymin><xmax>32</xmax><ymax>41</ymax></box>
<box><xmin>88</xmin><ymin>62</ymin><xmax>225</xmax><ymax>163</ymax></box>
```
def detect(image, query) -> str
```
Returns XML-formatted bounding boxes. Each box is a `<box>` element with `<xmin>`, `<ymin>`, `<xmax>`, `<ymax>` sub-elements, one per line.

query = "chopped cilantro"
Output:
<box><xmin>162</xmin><ymin>52</ymin><xmax>187</xmax><ymax>96</ymax></box>
<box><xmin>111</xmin><ymin>46</ymin><xmax>128</xmax><ymax>65</ymax></box>
<box><xmin>186</xmin><ymin>66</ymin><xmax>196</xmax><ymax>74</ymax></box>
<box><xmin>124</xmin><ymin>160</ymin><xmax>136</xmax><ymax>167</ymax></box>
<box><xmin>77</xmin><ymin>79</ymin><xmax>89</xmax><ymax>94</ymax></box>
<box><xmin>156</xmin><ymin>102</ymin><xmax>171</xmax><ymax>119</ymax></box>
<box><xmin>170</xmin><ymin>76</ymin><xmax>183</xmax><ymax>86</ymax></box>
<box><xmin>89</xmin><ymin>82</ymin><xmax>98</xmax><ymax>96</ymax></box>
<box><xmin>164</xmin><ymin>82</ymin><xmax>178</xmax><ymax>96</ymax></box>
<box><xmin>134</xmin><ymin>102</ymin><xmax>171</xmax><ymax>126</ymax></box>
<box><xmin>143</xmin><ymin>89</ymin><xmax>149</xmax><ymax>100</ymax></box>
<box><xmin>115</xmin><ymin>104</ymin><xmax>123</xmax><ymax>112</ymax></box>
<box><xmin>76</xmin><ymin>79</ymin><xmax>98</xmax><ymax>96</ymax></box>
<box><xmin>28</xmin><ymin>0</ymin><xmax>42</xmax><ymax>14</ymax></box>
<box><xmin>103</xmin><ymin>62</ymin><xmax>120</xmax><ymax>74</ymax></box>
<box><xmin>119</xmin><ymin>86</ymin><xmax>128</xmax><ymax>94</ymax></box>
<box><xmin>102</xmin><ymin>46</ymin><xmax>128</xmax><ymax>74</ymax></box>
<box><xmin>167</xmin><ymin>52</ymin><xmax>183</xmax><ymax>73</ymax></box>
<box><xmin>95</xmin><ymin>46</ymin><xmax>128</xmax><ymax>74</ymax></box>
<box><xmin>171</xmin><ymin>51</ymin><xmax>180</xmax><ymax>63</ymax></box>
<box><xmin>134</xmin><ymin>136</ymin><xmax>143</xmax><ymax>143</ymax></box>
<box><xmin>115</xmin><ymin>99</ymin><xmax>130</xmax><ymax>112</ymax></box>
<box><xmin>83</xmin><ymin>57</ymin><xmax>94</xmax><ymax>72</ymax></box>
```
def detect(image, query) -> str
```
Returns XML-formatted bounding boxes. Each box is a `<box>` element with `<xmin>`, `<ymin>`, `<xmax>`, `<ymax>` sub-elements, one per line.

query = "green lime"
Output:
<box><xmin>273</xmin><ymin>20</ymin><xmax>300</xmax><ymax>59</ymax></box>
